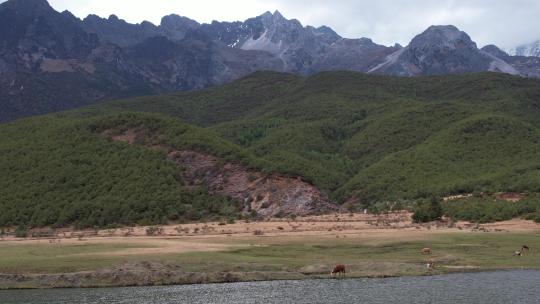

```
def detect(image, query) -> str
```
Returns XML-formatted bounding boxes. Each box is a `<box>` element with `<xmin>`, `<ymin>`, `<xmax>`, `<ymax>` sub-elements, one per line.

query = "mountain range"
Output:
<box><xmin>1</xmin><ymin>0</ymin><xmax>540</xmax><ymax>122</ymax></box>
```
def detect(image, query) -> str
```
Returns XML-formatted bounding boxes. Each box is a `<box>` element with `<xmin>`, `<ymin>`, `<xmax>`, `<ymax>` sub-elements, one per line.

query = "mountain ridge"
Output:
<box><xmin>1</xmin><ymin>0</ymin><xmax>540</xmax><ymax>123</ymax></box>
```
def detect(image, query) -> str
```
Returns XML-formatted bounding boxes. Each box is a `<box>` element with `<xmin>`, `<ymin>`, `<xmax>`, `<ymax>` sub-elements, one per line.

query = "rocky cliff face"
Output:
<box><xmin>169</xmin><ymin>150</ymin><xmax>338</xmax><ymax>217</ymax></box>
<box><xmin>481</xmin><ymin>45</ymin><xmax>510</xmax><ymax>59</ymax></box>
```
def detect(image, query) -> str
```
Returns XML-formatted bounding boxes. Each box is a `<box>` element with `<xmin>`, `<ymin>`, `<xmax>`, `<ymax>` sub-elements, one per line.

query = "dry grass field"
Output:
<box><xmin>1</xmin><ymin>213</ymin><xmax>539</xmax><ymax>289</ymax></box>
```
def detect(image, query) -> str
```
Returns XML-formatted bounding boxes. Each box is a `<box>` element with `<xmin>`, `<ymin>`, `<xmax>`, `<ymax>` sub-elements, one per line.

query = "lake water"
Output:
<box><xmin>1</xmin><ymin>270</ymin><xmax>539</xmax><ymax>304</ymax></box>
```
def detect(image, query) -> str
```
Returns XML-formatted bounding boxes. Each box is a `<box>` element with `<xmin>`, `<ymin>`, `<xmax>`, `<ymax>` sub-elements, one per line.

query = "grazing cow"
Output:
<box><xmin>522</xmin><ymin>245</ymin><xmax>530</xmax><ymax>251</ymax></box>
<box><xmin>420</xmin><ymin>248</ymin><xmax>432</xmax><ymax>255</ymax></box>
<box><xmin>426</xmin><ymin>259</ymin><xmax>436</xmax><ymax>269</ymax></box>
<box><xmin>331</xmin><ymin>264</ymin><xmax>346</xmax><ymax>277</ymax></box>
<box><xmin>513</xmin><ymin>251</ymin><xmax>522</xmax><ymax>257</ymax></box>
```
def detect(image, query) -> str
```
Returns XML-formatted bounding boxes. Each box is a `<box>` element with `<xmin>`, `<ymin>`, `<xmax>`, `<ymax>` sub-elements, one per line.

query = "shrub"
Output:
<box><xmin>412</xmin><ymin>197</ymin><xmax>443</xmax><ymax>223</ymax></box>
<box><xmin>528</xmin><ymin>211</ymin><xmax>540</xmax><ymax>223</ymax></box>
<box><xmin>15</xmin><ymin>226</ymin><xmax>28</xmax><ymax>238</ymax></box>
<box><xmin>31</xmin><ymin>229</ymin><xmax>56</xmax><ymax>238</ymax></box>
<box><xmin>145</xmin><ymin>226</ymin><xmax>163</xmax><ymax>236</ymax></box>
<box><xmin>274</xmin><ymin>211</ymin><xmax>286</xmax><ymax>218</ymax></box>
<box><xmin>443</xmin><ymin>196</ymin><xmax>540</xmax><ymax>223</ymax></box>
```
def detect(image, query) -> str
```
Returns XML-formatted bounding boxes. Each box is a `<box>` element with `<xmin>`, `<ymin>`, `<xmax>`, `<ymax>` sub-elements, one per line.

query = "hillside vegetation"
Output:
<box><xmin>0</xmin><ymin>114</ymin><xmax>248</xmax><ymax>228</ymax></box>
<box><xmin>2</xmin><ymin>71</ymin><xmax>540</xmax><ymax>227</ymax></box>
<box><xmin>99</xmin><ymin>71</ymin><xmax>540</xmax><ymax>198</ymax></box>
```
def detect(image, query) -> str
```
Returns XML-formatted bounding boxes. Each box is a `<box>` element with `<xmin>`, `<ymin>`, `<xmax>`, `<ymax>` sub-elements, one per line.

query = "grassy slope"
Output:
<box><xmin>2</xmin><ymin>71</ymin><xmax>540</xmax><ymax>227</ymax></box>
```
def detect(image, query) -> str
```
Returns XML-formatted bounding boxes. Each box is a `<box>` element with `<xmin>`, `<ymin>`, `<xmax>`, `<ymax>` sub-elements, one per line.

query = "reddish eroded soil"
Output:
<box><xmin>110</xmin><ymin>129</ymin><xmax>137</xmax><ymax>143</ymax></box>
<box><xmin>108</xmin><ymin>129</ymin><xmax>340</xmax><ymax>217</ymax></box>
<box><xmin>495</xmin><ymin>192</ymin><xmax>525</xmax><ymax>202</ymax></box>
<box><xmin>168</xmin><ymin>150</ymin><xmax>339</xmax><ymax>217</ymax></box>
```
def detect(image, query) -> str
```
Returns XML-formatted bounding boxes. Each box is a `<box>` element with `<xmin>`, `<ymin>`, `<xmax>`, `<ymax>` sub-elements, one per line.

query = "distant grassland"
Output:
<box><xmin>3</xmin><ymin>71</ymin><xmax>540</xmax><ymax>227</ymax></box>
<box><xmin>0</xmin><ymin>232</ymin><xmax>539</xmax><ymax>276</ymax></box>
<box><xmin>176</xmin><ymin>233</ymin><xmax>540</xmax><ymax>274</ymax></box>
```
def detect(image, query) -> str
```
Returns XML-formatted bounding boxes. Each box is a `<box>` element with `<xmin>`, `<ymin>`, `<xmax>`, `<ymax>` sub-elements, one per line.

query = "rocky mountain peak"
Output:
<box><xmin>409</xmin><ymin>25</ymin><xmax>477</xmax><ymax>50</ymax></box>
<box><xmin>259</xmin><ymin>10</ymin><xmax>284</xmax><ymax>20</ymax></box>
<box><xmin>273</xmin><ymin>10</ymin><xmax>283</xmax><ymax>16</ymax></box>
<box><xmin>159</xmin><ymin>14</ymin><xmax>200</xmax><ymax>41</ymax></box>
<box><xmin>108</xmin><ymin>14</ymin><xmax>120</xmax><ymax>21</ymax></box>
<box><xmin>259</xmin><ymin>10</ymin><xmax>298</xmax><ymax>28</ymax></box>
<box><xmin>313</xmin><ymin>25</ymin><xmax>338</xmax><ymax>36</ymax></box>
<box><xmin>160</xmin><ymin>14</ymin><xmax>200</xmax><ymax>30</ymax></box>
<box><xmin>357</xmin><ymin>37</ymin><xmax>374</xmax><ymax>45</ymax></box>
<box><xmin>272</xmin><ymin>10</ymin><xmax>285</xmax><ymax>19</ymax></box>
<box><xmin>60</xmin><ymin>10</ymin><xmax>77</xmax><ymax>19</ymax></box>
<box><xmin>368</xmin><ymin>25</ymin><xmax>516</xmax><ymax>76</ymax></box>
<box><xmin>0</xmin><ymin>0</ymin><xmax>99</xmax><ymax>57</ymax></box>
<box><xmin>0</xmin><ymin>0</ymin><xmax>54</xmax><ymax>15</ymax></box>
<box><xmin>481</xmin><ymin>44</ymin><xmax>509</xmax><ymax>59</ymax></box>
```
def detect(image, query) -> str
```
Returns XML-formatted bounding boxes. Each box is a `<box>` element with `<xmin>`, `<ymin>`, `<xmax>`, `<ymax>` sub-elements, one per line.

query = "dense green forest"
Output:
<box><xmin>2</xmin><ymin>71</ymin><xmax>540</xmax><ymax>227</ymax></box>
<box><xmin>98</xmin><ymin>71</ymin><xmax>540</xmax><ymax>199</ymax></box>
<box><xmin>0</xmin><ymin>114</ymin><xmax>247</xmax><ymax>228</ymax></box>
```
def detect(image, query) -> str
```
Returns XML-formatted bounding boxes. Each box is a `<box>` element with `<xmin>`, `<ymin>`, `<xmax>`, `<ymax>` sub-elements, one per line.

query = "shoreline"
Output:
<box><xmin>1</xmin><ymin>267</ymin><xmax>538</xmax><ymax>290</ymax></box>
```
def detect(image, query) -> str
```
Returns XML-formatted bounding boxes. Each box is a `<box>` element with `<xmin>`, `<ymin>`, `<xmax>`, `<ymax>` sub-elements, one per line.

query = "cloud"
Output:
<box><xmin>3</xmin><ymin>0</ymin><xmax>539</xmax><ymax>49</ymax></box>
<box><xmin>267</xmin><ymin>0</ymin><xmax>540</xmax><ymax>48</ymax></box>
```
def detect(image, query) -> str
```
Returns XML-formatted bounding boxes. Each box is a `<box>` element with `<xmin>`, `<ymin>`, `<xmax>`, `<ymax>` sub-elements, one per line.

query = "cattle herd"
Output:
<box><xmin>331</xmin><ymin>244</ymin><xmax>531</xmax><ymax>276</ymax></box>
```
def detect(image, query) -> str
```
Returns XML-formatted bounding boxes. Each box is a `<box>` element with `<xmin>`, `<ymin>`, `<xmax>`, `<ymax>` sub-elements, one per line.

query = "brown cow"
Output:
<box><xmin>331</xmin><ymin>264</ymin><xmax>346</xmax><ymax>277</ymax></box>
<box><xmin>420</xmin><ymin>248</ymin><xmax>432</xmax><ymax>255</ymax></box>
<box><xmin>522</xmin><ymin>245</ymin><xmax>530</xmax><ymax>251</ymax></box>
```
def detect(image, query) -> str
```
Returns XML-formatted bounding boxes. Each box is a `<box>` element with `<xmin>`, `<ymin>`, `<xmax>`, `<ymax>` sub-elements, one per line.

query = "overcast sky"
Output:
<box><xmin>9</xmin><ymin>0</ymin><xmax>540</xmax><ymax>49</ymax></box>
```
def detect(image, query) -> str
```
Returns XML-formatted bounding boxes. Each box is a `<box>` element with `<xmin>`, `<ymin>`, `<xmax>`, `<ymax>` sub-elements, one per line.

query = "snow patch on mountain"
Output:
<box><xmin>508</xmin><ymin>40</ymin><xmax>540</xmax><ymax>57</ymax></box>
<box><xmin>241</xmin><ymin>30</ymin><xmax>283</xmax><ymax>55</ymax></box>
<box><xmin>368</xmin><ymin>48</ymin><xmax>405</xmax><ymax>73</ymax></box>
<box><xmin>481</xmin><ymin>51</ymin><xmax>519</xmax><ymax>75</ymax></box>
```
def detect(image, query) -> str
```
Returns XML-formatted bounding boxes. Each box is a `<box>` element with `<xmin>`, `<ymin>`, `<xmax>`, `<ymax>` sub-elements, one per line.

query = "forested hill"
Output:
<box><xmin>2</xmin><ymin>71</ymin><xmax>540</xmax><ymax>228</ymax></box>
<box><xmin>98</xmin><ymin>71</ymin><xmax>540</xmax><ymax>200</ymax></box>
